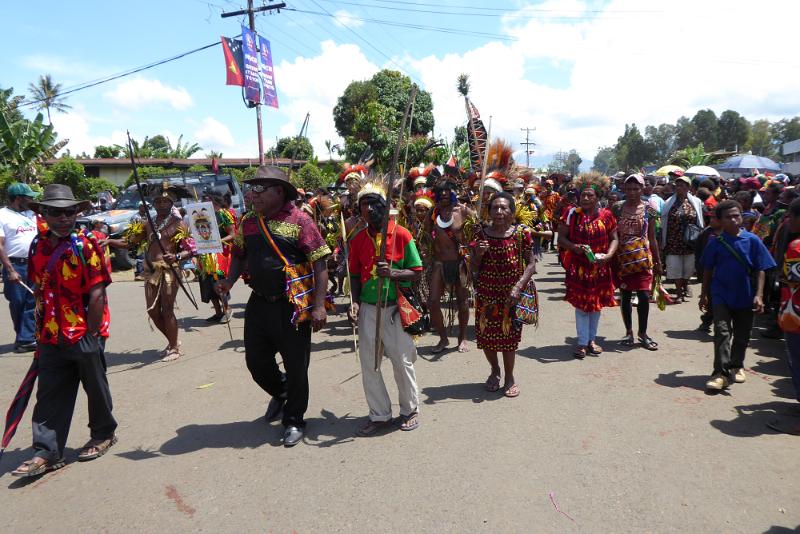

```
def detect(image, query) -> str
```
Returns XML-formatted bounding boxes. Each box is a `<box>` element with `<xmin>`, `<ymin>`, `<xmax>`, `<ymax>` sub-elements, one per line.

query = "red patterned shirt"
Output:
<box><xmin>28</xmin><ymin>231</ymin><xmax>112</xmax><ymax>345</ymax></box>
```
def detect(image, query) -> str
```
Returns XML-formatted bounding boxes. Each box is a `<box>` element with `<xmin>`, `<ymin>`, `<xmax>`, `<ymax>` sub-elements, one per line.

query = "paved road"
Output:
<box><xmin>0</xmin><ymin>255</ymin><xmax>797</xmax><ymax>533</ymax></box>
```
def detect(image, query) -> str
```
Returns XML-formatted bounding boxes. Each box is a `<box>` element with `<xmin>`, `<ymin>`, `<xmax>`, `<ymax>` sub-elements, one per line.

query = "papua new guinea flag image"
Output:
<box><xmin>221</xmin><ymin>36</ymin><xmax>245</xmax><ymax>86</ymax></box>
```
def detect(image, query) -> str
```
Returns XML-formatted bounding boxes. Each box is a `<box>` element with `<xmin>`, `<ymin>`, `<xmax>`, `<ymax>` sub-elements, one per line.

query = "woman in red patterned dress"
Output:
<box><xmin>471</xmin><ymin>192</ymin><xmax>538</xmax><ymax>398</ymax></box>
<box><xmin>557</xmin><ymin>172</ymin><xmax>619</xmax><ymax>359</ymax></box>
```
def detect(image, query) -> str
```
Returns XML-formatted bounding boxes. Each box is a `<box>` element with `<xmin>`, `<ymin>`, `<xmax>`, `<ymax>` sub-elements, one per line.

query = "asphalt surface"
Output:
<box><xmin>0</xmin><ymin>255</ymin><xmax>798</xmax><ymax>533</ymax></box>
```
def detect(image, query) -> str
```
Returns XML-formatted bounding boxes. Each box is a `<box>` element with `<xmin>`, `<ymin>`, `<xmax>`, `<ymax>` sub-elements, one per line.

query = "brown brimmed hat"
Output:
<box><xmin>245</xmin><ymin>166</ymin><xmax>298</xmax><ymax>201</ymax></box>
<box><xmin>29</xmin><ymin>184</ymin><xmax>90</xmax><ymax>214</ymax></box>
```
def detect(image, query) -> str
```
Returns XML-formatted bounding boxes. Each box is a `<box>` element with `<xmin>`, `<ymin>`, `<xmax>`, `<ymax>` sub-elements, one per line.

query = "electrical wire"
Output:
<box><xmin>18</xmin><ymin>42</ymin><xmax>221</xmax><ymax>109</ymax></box>
<box><xmin>315</xmin><ymin>0</ymin><xmax>660</xmax><ymax>14</ymax></box>
<box><xmin>286</xmin><ymin>7</ymin><xmax>517</xmax><ymax>41</ymax></box>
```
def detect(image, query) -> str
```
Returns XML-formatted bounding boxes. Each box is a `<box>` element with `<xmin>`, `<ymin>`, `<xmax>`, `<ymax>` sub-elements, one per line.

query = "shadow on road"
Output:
<box><xmin>518</xmin><ymin>336</ymin><xmax>616</xmax><ymax>363</ymax></box>
<box><xmin>157</xmin><ymin>418</ymin><xmax>275</xmax><ymax>456</ymax></box>
<box><xmin>653</xmin><ymin>370</ymin><xmax>709</xmax><ymax>392</ymax></box>
<box><xmin>709</xmin><ymin>400</ymin><xmax>799</xmax><ymax>438</ymax></box>
<box><xmin>105</xmin><ymin>349</ymin><xmax>164</xmax><ymax>370</ymax></box>
<box><xmin>303</xmin><ymin>409</ymin><xmax>360</xmax><ymax>447</ymax></box>
<box><xmin>421</xmin><ymin>382</ymin><xmax>503</xmax><ymax>404</ymax></box>
<box><xmin>763</xmin><ymin>526</ymin><xmax>800</xmax><ymax>533</ymax></box>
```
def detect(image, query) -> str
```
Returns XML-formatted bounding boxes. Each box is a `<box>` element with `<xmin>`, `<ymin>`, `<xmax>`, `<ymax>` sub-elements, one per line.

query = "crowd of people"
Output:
<box><xmin>2</xmin><ymin>145</ymin><xmax>800</xmax><ymax>477</ymax></box>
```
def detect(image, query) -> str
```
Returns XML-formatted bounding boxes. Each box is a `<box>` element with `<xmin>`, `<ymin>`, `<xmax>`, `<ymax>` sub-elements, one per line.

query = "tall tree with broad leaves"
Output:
<box><xmin>0</xmin><ymin>111</ymin><xmax>68</xmax><ymax>182</ymax></box>
<box><xmin>674</xmin><ymin>116</ymin><xmax>696</xmax><ymax>150</ymax></box>
<box><xmin>690</xmin><ymin>109</ymin><xmax>719</xmax><ymax>151</ymax></box>
<box><xmin>28</xmin><ymin>74</ymin><xmax>71</xmax><ymax>124</ymax></box>
<box><xmin>644</xmin><ymin>124</ymin><xmax>677</xmax><ymax>163</ymax></box>
<box><xmin>0</xmin><ymin>87</ymin><xmax>26</xmax><ymax>125</ymax></box>
<box><xmin>717</xmin><ymin>110</ymin><xmax>750</xmax><ymax>152</ymax></box>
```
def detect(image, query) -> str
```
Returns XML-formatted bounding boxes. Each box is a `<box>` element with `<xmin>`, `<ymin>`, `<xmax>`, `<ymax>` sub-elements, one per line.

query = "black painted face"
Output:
<box><xmin>359</xmin><ymin>196</ymin><xmax>386</xmax><ymax>228</ymax></box>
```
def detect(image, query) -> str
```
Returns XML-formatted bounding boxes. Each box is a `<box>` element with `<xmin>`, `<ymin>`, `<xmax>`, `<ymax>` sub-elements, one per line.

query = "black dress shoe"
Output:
<box><xmin>264</xmin><ymin>396</ymin><xmax>286</xmax><ymax>423</ymax></box>
<box><xmin>283</xmin><ymin>426</ymin><xmax>304</xmax><ymax>447</ymax></box>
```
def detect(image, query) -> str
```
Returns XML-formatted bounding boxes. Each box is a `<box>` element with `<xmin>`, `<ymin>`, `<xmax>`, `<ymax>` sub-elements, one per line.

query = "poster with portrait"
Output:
<box><xmin>186</xmin><ymin>202</ymin><xmax>223</xmax><ymax>255</ymax></box>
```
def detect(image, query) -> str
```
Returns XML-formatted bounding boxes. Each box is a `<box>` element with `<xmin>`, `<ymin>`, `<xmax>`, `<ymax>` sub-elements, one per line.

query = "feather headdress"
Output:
<box><xmin>337</xmin><ymin>163</ymin><xmax>370</xmax><ymax>186</ymax></box>
<box><xmin>356</xmin><ymin>178</ymin><xmax>387</xmax><ymax>203</ymax></box>
<box><xmin>573</xmin><ymin>171</ymin><xmax>610</xmax><ymax>194</ymax></box>
<box><xmin>412</xmin><ymin>188</ymin><xmax>435</xmax><ymax>209</ymax></box>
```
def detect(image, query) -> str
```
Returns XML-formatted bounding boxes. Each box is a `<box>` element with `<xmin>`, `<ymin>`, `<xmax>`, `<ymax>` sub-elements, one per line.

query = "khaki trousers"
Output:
<box><xmin>358</xmin><ymin>303</ymin><xmax>419</xmax><ymax>421</ymax></box>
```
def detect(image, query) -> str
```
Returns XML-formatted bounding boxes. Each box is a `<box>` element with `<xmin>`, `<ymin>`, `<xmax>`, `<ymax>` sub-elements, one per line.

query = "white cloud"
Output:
<box><xmin>50</xmin><ymin>108</ymin><xmax>128</xmax><ymax>156</ymax></box>
<box><xmin>104</xmin><ymin>78</ymin><xmax>193</xmax><ymax>111</ymax></box>
<box><xmin>333</xmin><ymin>10</ymin><xmax>364</xmax><ymax>28</ymax></box>
<box><xmin>409</xmin><ymin>0</ymin><xmax>800</xmax><ymax>166</ymax></box>
<box><xmin>194</xmin><ymin>117</ymin><xmax>236</xmax><ymax>153</ymax></box>
<box><xmin>274</xmin><ymin>40</ymin><xmax>379</xmax><ymax>157</ymax></box>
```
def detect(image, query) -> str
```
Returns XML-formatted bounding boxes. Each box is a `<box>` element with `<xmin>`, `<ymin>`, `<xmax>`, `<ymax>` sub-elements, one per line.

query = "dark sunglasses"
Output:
<box><xmin>45</xmin><ymin>206</ymin><xmax>80</xmax><ymax>217</ymax></box>
<box><xmin>250</xmin><ymin>183</ymin><xmax>280</xmax><ymax>194</ymax></box>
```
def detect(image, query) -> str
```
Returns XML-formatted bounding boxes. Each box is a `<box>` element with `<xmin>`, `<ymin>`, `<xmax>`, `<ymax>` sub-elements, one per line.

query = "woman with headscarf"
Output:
<box><xmin>557</xmin><ymin>172</ymin><xmax>619</xmax><ymax>359</ymax></box>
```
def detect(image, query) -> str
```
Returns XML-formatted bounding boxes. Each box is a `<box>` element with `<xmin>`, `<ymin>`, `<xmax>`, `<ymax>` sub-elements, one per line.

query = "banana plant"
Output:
<box><xmin>0</xmin><ymin>111</ymin><xmax>67</xmax><ymax>182</ymax></box>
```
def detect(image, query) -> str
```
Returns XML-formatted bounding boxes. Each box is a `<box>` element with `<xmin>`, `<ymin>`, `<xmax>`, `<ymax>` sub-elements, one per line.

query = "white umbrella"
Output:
<box><xmin>685</xmin><ymin>165</ymin><xmax>720</xmax><ymax>177</ymax></box>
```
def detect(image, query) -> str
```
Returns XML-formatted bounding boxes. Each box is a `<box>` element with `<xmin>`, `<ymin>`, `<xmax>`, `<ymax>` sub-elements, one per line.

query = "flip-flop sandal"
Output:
<box><xmin>620</xmin><ymin>334</ymin><xmax>636</xmax><ymax>346</ymax></box>
<box><xmin>11</xmin><ymin>457</ymin><xmax>65</xmax><ymax>478</ymax></box>
<box><xmin>161</xmin><ymin>348</ymin><xmax>181</xmax><ymax>362</ymax></box>
<box><xmin>638</xmin><ymin>336</ymin><xmax>659</xmax><ymax>351</ymax></box>
<box><xmin>399</xmin><ymin>413</ymin><xmax>419</xmax><ymax>431</ymax></box>
<box><xmin>573</xmin><ymin>346</ymin><xmax>587</xmax><ymax>360</ymax></box>
<box><xmin>504</xmin><ymin>384</ymin><xmax>520</xmax><ymax>398</ymax></box>
<box><xmin>78</xmin><ymin>435</ymin><xmax>118</xmax><ymax>462</ymax></box>
<box><xmin>485</xmin><ymin>375</ymin><xmax>501</xmax><ymax>392</ymax></box>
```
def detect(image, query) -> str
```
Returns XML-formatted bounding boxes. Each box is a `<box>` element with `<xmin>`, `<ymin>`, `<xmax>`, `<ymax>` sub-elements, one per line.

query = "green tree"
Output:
<box><xmin>690</xmin><ymin>109</ymin><xmax>719</xmax><ymax>151</ymax></box>
<box><xmin>670</xmin><ymin>143</ymin><xmax>723</xmax><ymax>167</ymax></box>
<box><xmin>592</xmin><ymin>146</ymin><xmax>617</xmax><ymax>174</ymax></box>
<box><xmin>28</xmin><ymin>74</ymin><xmax>71</xmax><ymax>124</ymax></box>
<box><xmin>746</xmin><ymin>119</ymin><xmax>774</xmax><ymax>157</ymax></box>
<box><xmin>772</xmin><ymin>117</ymin><xmax>800</xmax><ymax>152</ymax></box>
<box><xmin>0</xmin><ymin>111</ymin><xmax>68</xmax><ymax>182</ymax></box>
<box><xmin>549</xmin><ymin>149</ymin><xmax>582</xmax><ymax>175</ymax></box>
<box><xmin>171</xmin><ymin>135</ymin><xmax>202</xmax><ymax>158</ymax></box>
<box><xmin>205</xmin><ymin>150</ymin><xmax>224</xmax><ymax>159</ymax></box>
<box><xmin>0</xmin><ymin>87</ymin><xmax>26</xmax><ymax>125</ymax></box>
<box><xmin>93</xmin><ymin>144</ymin><xmax>125</xmax><ymax>158</ymax></box>
<box><xmin>717</xmin><ymin>110</ymin><xmax>750</xmax><ymax>152</ymax></box>
<box><xmin>453</xmin><ymin>125</ymin><xmax>468</xmax><ymax>146</ymax></box>
<box><xmin>290</xmin><ymin>162</ymin><xmax>326</xmax><ymax>192</ymax></box>
<box><xmin>644</xmin><ymin>124</ymin><xmax>677</xmax><ymax>164</ymax></box>
<box><xmin>674</xmin><ymin>116</ymin><xmax>696</xmax><ymax>150</ymax></box>
<box><xmin>267</xmin><ymin>136</ymin><xmax>313</xmax><ymax>161</ymax></box>
<box><xmin>615</xmin><ymin>124</ymin><xmax>652</xmax><ymax>170</ymax></box>
<box><xmin>333</xmin><ymin>69</ymin><xmax>434</xmax><ymax>169</ymax></box>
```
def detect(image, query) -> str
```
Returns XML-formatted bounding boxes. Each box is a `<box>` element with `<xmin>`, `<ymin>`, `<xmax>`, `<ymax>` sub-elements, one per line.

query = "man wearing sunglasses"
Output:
<box><xmin>12</xmin><ymin>184</ymin><xmax>117</xmax><ymax>478</ymax></box>
<box><xmin>216</xmin><ymin>166</ymin><xmax>330</xmax><ymax>448</ymax></box>
<box><xmin>0</xmin><ymin>182</ymin><xmax>39</xmax><ymax>353</ymax></box>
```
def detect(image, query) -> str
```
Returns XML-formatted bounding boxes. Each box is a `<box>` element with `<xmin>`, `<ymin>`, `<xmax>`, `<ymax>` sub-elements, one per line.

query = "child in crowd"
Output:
<box><xmin>699</xmin><ymin>200</ymin><xmax>776</xmax><ymax>391</ymax></box>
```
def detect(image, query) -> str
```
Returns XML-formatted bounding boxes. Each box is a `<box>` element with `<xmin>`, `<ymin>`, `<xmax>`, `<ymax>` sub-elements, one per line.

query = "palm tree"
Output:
<box><xmin>28</xmin><ymin>74</ymin><xmax>71</xmax><ymax>124</ymax></box>
<box><xmin>171</xmin><ymin>134</ymin><xmax>202</xmax><ymax>158</ymax></box>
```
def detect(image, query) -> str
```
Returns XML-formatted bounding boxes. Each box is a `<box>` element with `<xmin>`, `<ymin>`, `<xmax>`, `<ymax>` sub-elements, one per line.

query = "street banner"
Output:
<box><xmin>257</xmin><ymin>35</ymin><xmax>279</xmax><ymax>109</ymax></box>
<box><xmin>220</xmin><ymin>37</ymin><xmax>245</xmax><ymax>86</ymax></box>
<box><xmin>241</xmin><ymin>25</ymin><xmax>261</xmax><ymax>103</ymax></box>
<box><xmin>186</xmin><ymin>202</ymin><xmax>223</xmax><ymax>255</ymax></box>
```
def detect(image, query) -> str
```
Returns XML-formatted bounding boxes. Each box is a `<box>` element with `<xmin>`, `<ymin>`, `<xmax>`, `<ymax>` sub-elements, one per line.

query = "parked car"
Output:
<box><xmin>77</xmin><ymin>171</ymin><xmax>244</xmax><ymax>270</ymax></box>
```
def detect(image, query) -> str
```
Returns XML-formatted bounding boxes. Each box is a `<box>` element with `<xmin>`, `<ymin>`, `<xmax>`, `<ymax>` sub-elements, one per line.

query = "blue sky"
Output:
<box><xmin>4</xmin><ymin>0</ymin><xmax>799</xmax><ymax>169</ymax></box>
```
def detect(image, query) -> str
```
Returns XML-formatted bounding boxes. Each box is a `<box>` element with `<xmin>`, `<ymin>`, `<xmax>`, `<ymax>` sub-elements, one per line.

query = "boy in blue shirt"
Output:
<box><xmin>699</xmin><ymin>200</ymin><xmax>777</xmax><ymax>391</ymax></box>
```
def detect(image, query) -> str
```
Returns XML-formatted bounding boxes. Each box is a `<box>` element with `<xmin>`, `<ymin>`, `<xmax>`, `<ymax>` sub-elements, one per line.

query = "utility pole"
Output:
<box><xmin>520</xmin><ymin>127</ymin><xmax>536</xmax><ymax>168</ymax></box>
<box><xmin>221</xmin><ymin>0</ymin><xmax>286</xmax><ymax>165</ymax></box>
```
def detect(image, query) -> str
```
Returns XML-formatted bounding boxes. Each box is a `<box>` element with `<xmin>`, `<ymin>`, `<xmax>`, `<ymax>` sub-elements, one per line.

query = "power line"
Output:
<box><xmin>286</xmin><ymin>7</ymin><xmax>517</xmax><ymax>41</ymax></box>
<box><xmin>17</xmin><ymin>41</ymin><xmax>221</xmax><ymax>109</ymax></box>
<box><xmin>315</xmin><ymin>0</ymin><xmax>661</xmax><ymax>14</ymax></box>
<box><xmin>302</xmin><ymin>0</ymin><xmax>423</xmax><ymax>84</ymax></box>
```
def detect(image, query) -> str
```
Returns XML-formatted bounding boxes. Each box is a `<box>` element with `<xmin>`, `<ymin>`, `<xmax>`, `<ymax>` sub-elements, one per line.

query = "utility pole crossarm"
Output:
<box><xmin>520</xmin><ymin>127</ymin><xmax>537</xmax><ymax>168</ymax></box>
<box><xmin>221</xmin><ymin>3</ymin><xmax>286</xmax><ymax>18</ymax></box>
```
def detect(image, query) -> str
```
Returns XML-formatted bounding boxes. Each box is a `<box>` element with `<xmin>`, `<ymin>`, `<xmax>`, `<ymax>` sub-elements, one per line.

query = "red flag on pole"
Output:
<box><xmin>221</xmin><ymin>37</ymin><xmax>245</xmax><ymax>86</ymax></box>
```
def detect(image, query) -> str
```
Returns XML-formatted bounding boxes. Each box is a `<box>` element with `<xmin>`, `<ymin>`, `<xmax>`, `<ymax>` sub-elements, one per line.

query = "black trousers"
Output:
<box><xmin>244</xmin><ymin>294</ymin><xmax>311</xmax><ymax>428</ymax></box>
<box><xmin>32</xmin><ymin>336</ymin><xmax>117</xmax><ymax>461</ymax></box>
<box><xmin>712</xmin><ymin>304</ymin><xmax>754</xmax><ymax>378</ymax></box>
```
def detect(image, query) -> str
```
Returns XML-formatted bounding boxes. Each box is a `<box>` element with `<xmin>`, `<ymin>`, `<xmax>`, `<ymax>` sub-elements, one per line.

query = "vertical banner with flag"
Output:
<box><xmin>241</xmin><ymin>25</ymin><xmax>261</xmax><ymax>104</ymax></box>
<box><xmin>257</xmin><ymin>36</ymin><xmax>279</xmax><ymax>109</ymax></box>
<box><xmin>220</xmin><ymin>37</ymin><xmax>245</xmax><ymax>86</ymax></box>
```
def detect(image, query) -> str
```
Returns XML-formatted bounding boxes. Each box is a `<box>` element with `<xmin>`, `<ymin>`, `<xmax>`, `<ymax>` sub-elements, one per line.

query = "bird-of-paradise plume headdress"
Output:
<box><xmin>412</xmin><ymin>188</ymin><xmax>435</xmax><ymax>210</ymax></box>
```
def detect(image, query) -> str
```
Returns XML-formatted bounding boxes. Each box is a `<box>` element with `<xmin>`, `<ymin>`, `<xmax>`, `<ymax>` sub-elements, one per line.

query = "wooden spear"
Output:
<box><xmin>373</xmin><ymin>84</ymin><xmax>418</xmax><ymax>371</ymax></box>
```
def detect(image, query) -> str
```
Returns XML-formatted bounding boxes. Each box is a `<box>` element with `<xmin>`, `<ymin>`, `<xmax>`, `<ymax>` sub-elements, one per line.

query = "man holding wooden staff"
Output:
<box><xmin>348</xmin><ymin>181</ymin><xmax>423</xmax><ymax>436</ymax></box>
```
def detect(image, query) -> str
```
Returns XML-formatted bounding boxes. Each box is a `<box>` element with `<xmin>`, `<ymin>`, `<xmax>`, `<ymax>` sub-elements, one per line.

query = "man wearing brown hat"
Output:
<box><xmin>12</xmin><ymin>184</ymin><xmax>117</xmax><ymax>477</ymax></box>
<box><xmin>216</xmin><ymin>166</ymin><xmax>331</xmax><ymax>447</ymax></box>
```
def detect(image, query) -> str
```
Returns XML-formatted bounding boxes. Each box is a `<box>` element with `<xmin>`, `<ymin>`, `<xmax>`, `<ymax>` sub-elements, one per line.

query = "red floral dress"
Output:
<box><xmin>561</xmin><ymin>207</ymin><xmax>617</xmax><ymax>312</ymax></box>
<box><xmin>474</xmin><ymin>225</ymin><xmax>533</xmax><ymax>351</ymax></box>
